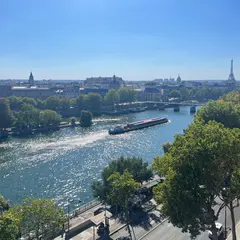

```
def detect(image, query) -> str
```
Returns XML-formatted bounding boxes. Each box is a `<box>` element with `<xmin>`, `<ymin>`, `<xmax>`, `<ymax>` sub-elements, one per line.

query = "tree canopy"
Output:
<box><xmin>80</xmin><ymin>110</ymin><xmax>92</xmax><ymax>127</ymax></box>
<box><xmin>152</xmin><ymin>121</ymin><xmax>240</xmax><ymax>239</ymax></box>
<box><xmin>92</xmin><ymin>157</ymin><xmax>153</xmax><ymax>203</ymax></box>
<box><xmin>107</xmin><ymin>170</ymin><xmax>139</xmax><ymax>210</ymax></box>
<box><xmin>0</xmin><ymin>98</ymin><xmax>13</xmax><ymax>129</ymax></box>
<box><xmin>15</xmin><ymin>104</ymin><xmax>40</xmax><ymax>127</ymax></box>
<box><xmin>39</xmin><ymin>110</ymin><xmax>61</xmax><ymax>127</ymax></box>
<box><xmin>169</xmin><ymin>90</ymin><xmax>181</xmax><ymax>99</ymax></box>
<box><xmin>118</xmin><ymin>88</ymin><xmax>136</xmax><ymax>103</ymax></box>
<box><xmin>195</xmin><ymin>101</ymin><xmax>240</xmax><ymax>128</ymax></box>
<box><xmin>45</xmin><ymin>96</ymin><xmax>61</xmax><ymax>110</ymax></box>
<box><xmin>104</xmin><ymin>89</ymin><xmax>120</xmax><ymax>105</ymax></box>
<box><xmin>84</xmin><ymin>93</ymin><xmax>102</xmax><ymax>112</ymax></box>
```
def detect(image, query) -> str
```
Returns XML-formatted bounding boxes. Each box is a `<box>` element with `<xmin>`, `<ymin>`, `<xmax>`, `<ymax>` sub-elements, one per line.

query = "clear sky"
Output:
<box><xmin>0</xmin><ymin>0</ymin><xmax>240</xmax><ymax>80</ymax></box>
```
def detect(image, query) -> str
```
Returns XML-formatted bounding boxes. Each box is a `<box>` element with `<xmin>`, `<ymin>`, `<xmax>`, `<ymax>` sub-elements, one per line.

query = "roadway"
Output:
<box><xmin>111</xmin><ymin>200</ymin><xmax>240</xmax><ymax>240</ymax></box>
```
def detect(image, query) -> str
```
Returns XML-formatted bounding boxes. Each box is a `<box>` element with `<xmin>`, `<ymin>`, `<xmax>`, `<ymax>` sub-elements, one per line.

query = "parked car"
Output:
<box><xmin>208</xmin><ymin>222</ymin><xmax>224</xmax><ymax>239</ymax></box>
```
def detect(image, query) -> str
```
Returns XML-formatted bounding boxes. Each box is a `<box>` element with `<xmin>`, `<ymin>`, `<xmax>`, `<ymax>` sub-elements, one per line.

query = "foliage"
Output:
<box><xmin>152</xmin><ymin>121</ymin><xmax>240</xmax><ymax>239</ymax></box>
<box><xmin>169</xmin><ymin>90</ymin><xmax>181</xmax><ymax>99</ymax></box>
<box><xmin>7</xmin><ymin>96</ymin><xmax>23</xmax><ymax>111</ymax></box>
<box><xmin>162</xmin><ymin>142</ymin><xmax>172</xmax><ymax>154</ymax></box>
<box><xmin>36</xmin><ymin>99</ymin><xmax>46</xmax><ymax>109</ymax></box>
<box><xmin>22</xmin><ymin>97</ymin><xmax>37</xmax><ymax>107</ymax></box>
<box><xmin>45</xmin><ymin>96</ymin><xmax>61</xmax><ymax>110</ymax></box>
<box><xmin>76</xmin><ymin>95</ymin><xmax>87</xmax><ymax>110</ymax></box>
<box><xmin>12</xmin><ymin>198</ymin><xmax>65</xmax><ymax>240</ymax></box>
<box><xmin>179</xmin><ymin>88</ymin><xmax>189</xmax><ymax>101</ymax></box>
<box><xmin>85</xmin><ymin>92</ymin><xmax>102</xmax><ymax>112</ymax></box>
<box><xmin>92</xmin><ymin>157</ymin><xmax>153</xmax><ymax>202</ymax></box>
<box><xmin>118</xmin><ymin>88</ymin><xmax>136</xmax><ymax>103</ymax></box>
<box><xmin>221</xmin><ymin>89</ymin><xmax>240</xmax><ymax>103</ymax></box>
<box><xmin>107</xmin><ymin>170</ymin><xmax>139</xmax><ymax>210</ymax></box>
<box><xmin>0</xmin><ymin>210</ymin><xmax>20</xmax><ymax>240</ymax></box>
<box><xmin>195</xmin><ymin>101</ymin><xmax>240</xmax><ymax>128</ymax></box>
<box><xmin>15</xmin><ymin>104</ymin><xmax>40</xmax><ymax>127</ymax></box>
<box><xmin>104</xmin><ymin>89</ymin><xmax>120</xmax><ymax>105</ymax></box>
<box><xmin>0</xmin><ymin>195</ymin><xmax>10</xmax><ymax>212</ymax></box>
<box><xmin>0</xmin><ymin>98</ymin><xmax>13</xmax><ymax>129</ymax></box>
<box><xmin>70</xmin><ymin>117</ymin><xmax>77</xmax><ymax>126</ymax></box>
<box><xmin>39</xmin><ymin>110</ymin><xmax>61</xmax><ymax>127</ymax></box>
<box><xmin>80</xmin><ymin>110</ymin><xmax>92</xmax><ymax>127</ymax></box>
<box><xmin>60</xmin><ymin>97</ymin><xmax>70</xmax><ymax>109</ymax></box>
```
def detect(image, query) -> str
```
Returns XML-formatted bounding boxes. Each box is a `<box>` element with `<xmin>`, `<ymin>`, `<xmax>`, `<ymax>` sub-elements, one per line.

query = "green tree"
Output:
<box><xmin>15</xmin><ymin>198</ymin><xmax>65</xmax><ymax>240</ymax></box>
<box><xmin>104</xmin><ymin>89</ymin><xmax>120</xmax><ymax>105</ymax></box>
<box><xmin>76</xmin><ymin>95</ymin><xmax>87</xmax><ymax>110</ymax></box>
<box><xmin>0</xmin><ymin>195</ymin><xmax>10</xmax><ymax>212</ymax></box>
<box><xmin>80</xmin><ymin>110</ymin><xmax>92</xmax><ymax>127</ymax></box>
<box><xmin>36</xmin><ymin>99</ymin><xmax>46</xmax><ymax>110</ymax></box>
<box><xmin>22</xmin><ymin>97</ymin><xmax>37</xmax><ymax>107</ymax></box>
<box><xmin>39</xmin><ymin>110</ymin><xmax>61</xmax><ymax>127</ymax></box>
<box><xmin>15</xmin><ymin>104</ymin><xmax>40</xmax><ymax>128</ymax></box>
<box><xmin>92</xmin><ymin>157</ymin><xmax>153</xmax><ymax>202</ymax></box>
<box><xmin>45</xmin><ymin>96</ymin><xmax>61</xmax><ymax>110</ymax></box>
<box><xmin>7</xmin><ymin>96</ymin><xmax>23</xmax><ymax>111</ymax></box>
<box><xmin>162</xmin><ymin>142</ymin><xmax>172</xmax><ymax>154</ymax></box>
<box><xmin>60</xmin><ymin>97</ymin><xmax>70</xmax><ymax>109</ymax></box>
<box><xmin>0</xmin><ymin>98</ymin><xmax>13</xmax><ymax>129</ymax></box>
<box><xmin>179</xmin><ymin>88</ymin><xmax>189</xmax><ymax>101</ymax></box>
<box><xmin>85</xmin><ymin>93</ymin><xmax>102</xmax><ymax>112</ymax></box>
<box><xmin>221</xmin><ymin>89</ymin><xmax>240</xmax><ymax>103</ymax></box>
<box><xmin>118</xmin><ymin>88</ymin><xmax>129</xmax><ymax>103</ymax></box>
<box><xmin>169</xmin><ymin>90</ymin><xmax>181</xmax><ymax>99</ymax></box>
<box><xmin>152</xmin><ymin>121</ymin><xmax>240</xmax><ymax>240</ymax></box>
<box><xmin>145</xmin><ymin>81</ymin><xmax>157</xmax><ymax>86</ymax></box>
<box><xmin>195</xmin><ymin>101</ymin><xmax>240</xmax><ymax>128</ymax></box>
<box><xmin>118</xmin><ymin>88</ymin><xmax>136</xmax><ymax>103</ymax></box>
<box><xmin>0</xmin><ymin>210</ymin><xmax>20</xmax><ymax>240</ymax></box>
<box><xmin>107</xmin><ymin>170</ymin><xmax>139</xmax><ymax>239</ymax></box>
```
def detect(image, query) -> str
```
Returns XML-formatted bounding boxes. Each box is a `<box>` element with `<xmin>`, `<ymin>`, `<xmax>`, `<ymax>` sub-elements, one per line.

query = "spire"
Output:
<box><xmin>28</xmin><ymin>71</ymin><xmax>34</xmax><ymax>86</ymax></box>
<box><xmin>230</xmin><ymin>59</ymin><xmax>233</xmax><ymax>74</ymax></box>
<box><xmin>227</xmin><ymin>59</ymin><xmax>236</xmax><ymax>87</ymax></box>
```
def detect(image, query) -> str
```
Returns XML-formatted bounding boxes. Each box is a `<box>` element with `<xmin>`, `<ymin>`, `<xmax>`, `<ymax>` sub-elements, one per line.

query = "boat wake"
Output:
<box><xmin>28</xmin><ymin>131</ymin><xmax>109</xmax><ymax>155</ymax></box>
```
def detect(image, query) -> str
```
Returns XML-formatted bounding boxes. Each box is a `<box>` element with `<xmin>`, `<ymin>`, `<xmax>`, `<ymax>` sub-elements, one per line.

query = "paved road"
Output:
<box><xmin>111</xmin><ymin>200</ymin><xmax>240</xmax><ymax>240</ymax></box>
<box><xmin>141</xmin><ymin>201</ymin><xmax>240</xmax><ymax>240</ymax></box>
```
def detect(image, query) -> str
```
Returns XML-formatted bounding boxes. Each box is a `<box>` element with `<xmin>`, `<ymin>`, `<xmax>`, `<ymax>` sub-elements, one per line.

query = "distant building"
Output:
<box><xmin>28</xmin><ymin>72</ymin><xmax>34</xmax><ymax>86</ymax></box>
<box><xmin>144</xmin><ymin>87</ymin><xmax>162</xmax><ymax>101</ymax></box>
<box><xmin>84</xmin><ymin>75</ymin><xmax>124</xmax><ymax>90</ymax></box>
<box><xmin>176</xmin><ymin>75</ymin><xmax>182</xmax><ymax>84</ymax></box>
<box><xmin>11</xmin><ymin>86</ymin><xmax>54</xmax><ymax>99</ymax></box>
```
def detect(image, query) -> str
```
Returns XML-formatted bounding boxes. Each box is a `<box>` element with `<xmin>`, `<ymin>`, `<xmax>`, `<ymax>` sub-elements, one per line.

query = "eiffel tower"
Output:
<box><xmin>228</xmin><ymin>60</ymin><xmax>236</xmax><ymax>81</ymax></box>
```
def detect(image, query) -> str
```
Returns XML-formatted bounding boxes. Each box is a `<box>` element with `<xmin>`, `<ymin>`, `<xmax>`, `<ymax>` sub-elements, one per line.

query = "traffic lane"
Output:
<box><xmin>141</xmin><ymin>203</ymin><xmax>240</xmax><ymax>240</ymax></box>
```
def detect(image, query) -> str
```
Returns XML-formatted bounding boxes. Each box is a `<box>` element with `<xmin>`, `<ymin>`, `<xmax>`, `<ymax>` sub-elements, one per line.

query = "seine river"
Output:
<box><xmin>0</xmin><ymin>107</ymin><xmax>198</xmax><ymax>209</ymax></box>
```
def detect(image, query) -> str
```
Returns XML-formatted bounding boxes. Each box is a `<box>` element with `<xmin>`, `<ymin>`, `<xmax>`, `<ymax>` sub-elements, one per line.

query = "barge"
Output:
<box><xmin>108</xmin><ymin>117</ymin><xmax>169</xmax><ymax>135</ymax></box>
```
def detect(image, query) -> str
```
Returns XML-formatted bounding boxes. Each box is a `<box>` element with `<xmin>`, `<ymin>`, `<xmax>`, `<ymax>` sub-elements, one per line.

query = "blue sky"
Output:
<box><xmin>0</xmin><ymin>0</ymin><xmax>240</xmax><ymax>80</ymax></box>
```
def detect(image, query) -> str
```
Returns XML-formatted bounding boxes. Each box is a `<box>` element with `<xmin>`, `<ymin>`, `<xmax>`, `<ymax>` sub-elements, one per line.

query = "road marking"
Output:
<box><xmin>169</xmin><ymin>235</ymin><xmax>176</xmax><ymax>240</ymax></box>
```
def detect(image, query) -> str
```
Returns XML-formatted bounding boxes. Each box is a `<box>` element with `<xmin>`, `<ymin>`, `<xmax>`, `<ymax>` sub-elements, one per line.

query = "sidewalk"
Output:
<box><xmin>227</xmin><ymin>221</ymin><xmax>240</xmax><ymax>240</ymax></box>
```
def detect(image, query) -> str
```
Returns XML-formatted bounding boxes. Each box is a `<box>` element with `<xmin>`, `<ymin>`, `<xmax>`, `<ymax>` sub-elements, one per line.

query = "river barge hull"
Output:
<box><xmin>108</xmin><ymin>117</ymin><xmax>168</xmax><ymax>135</ymax></box>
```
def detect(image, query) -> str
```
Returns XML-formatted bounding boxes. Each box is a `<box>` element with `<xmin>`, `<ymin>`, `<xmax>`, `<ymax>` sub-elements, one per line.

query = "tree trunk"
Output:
<box><xmin>125</xmin><ymin>210</ymin><xmax>132</xmax><ymax>240</ymax></box>
<box><xmin>230</xmin><ymin>201</ymin><xmax>237</xmax><ymax>240</ymax></box>
<box><xmin>211</xmin><ymin>221</ymin><xmax>218</xmax><ymax>240</ymax></box>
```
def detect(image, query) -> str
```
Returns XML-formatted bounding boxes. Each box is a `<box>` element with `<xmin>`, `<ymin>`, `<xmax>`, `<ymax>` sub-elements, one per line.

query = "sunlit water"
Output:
<box><xmin>0</xmin><ymin>107</ymin><xmax>198</xmax><ymax>209</ymax></box>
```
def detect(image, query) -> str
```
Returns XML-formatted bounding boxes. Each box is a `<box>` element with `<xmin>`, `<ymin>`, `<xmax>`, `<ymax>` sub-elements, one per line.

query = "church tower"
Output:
<box><xmin>28</xmin><ymin>72</ymin><xmax>34</xmax><ymax>86</ymax></box>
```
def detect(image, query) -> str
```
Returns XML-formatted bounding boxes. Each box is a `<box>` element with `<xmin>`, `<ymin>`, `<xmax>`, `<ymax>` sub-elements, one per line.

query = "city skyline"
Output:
<box><xmin>1</xmin><ymin>0</ymin><xmax>240</xmax><ymax>80</ymax></box>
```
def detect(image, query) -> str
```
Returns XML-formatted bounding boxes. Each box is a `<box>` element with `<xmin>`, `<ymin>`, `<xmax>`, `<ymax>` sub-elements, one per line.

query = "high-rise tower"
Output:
<box><xmin>227</xmin><ymin>60</ymin><xmax>236</xmax><ymax>87</ymax></box>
